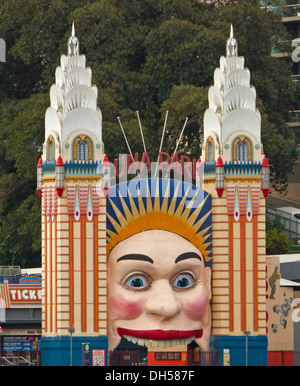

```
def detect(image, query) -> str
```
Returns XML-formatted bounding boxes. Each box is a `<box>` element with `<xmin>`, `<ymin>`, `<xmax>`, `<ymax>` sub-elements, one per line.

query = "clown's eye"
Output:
<box><xmin>124</xmin><ymin>274</ymin><xmax>150</xmax><ymax>290</ymax></box>
<box><xmin>172</xmin><ymin>272</ymin><xmax>195</xmax><ymax>289</ymax></box>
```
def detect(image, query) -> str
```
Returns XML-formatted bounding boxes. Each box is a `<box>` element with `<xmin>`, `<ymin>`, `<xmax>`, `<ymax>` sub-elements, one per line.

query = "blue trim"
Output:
<box><xmin>42</xmin><ymin>160</ymin><xmax>56</xmax><ymax>176</ymax></box>
<box><xmin>224</xmin><ymin>161</ymin><xmax>261</xmax><ymax>174</ymax></box>
<box><xmin>202</xmin><ymin>161</ymin><xmax>261</xmax><ymax>176</ymax></box>
<box><xmin>65</xmin><ymin>160</ymin><xmax>102</xmax><ymax>176</ymax></box>
<box><xmin>41</xmin><ymin>336</ymin><xmax>108</xmax><ymax>366</ymax></box>
<box><xmin>210</xmin><ymin>335</ymin><xmax>268</xmax><ymax>366</ymax></box>
<box><xmin>203</xmin><ymin>161</ymin><xmax>216</xmax><ymax>173</ymax></box>
<box><xmin>42</xmin><ymin>160</ymin><xmax>56</xmax><ymax>169</ymax></box>
<box><xmin>41</xmin><ymin>335</ymin><xmax>268</xmax><ymax>366</ymax></box>
<box><xmin>42</xmin><ymin>160</ymin><xmax>103</xmax><ymax>176</ymax></box>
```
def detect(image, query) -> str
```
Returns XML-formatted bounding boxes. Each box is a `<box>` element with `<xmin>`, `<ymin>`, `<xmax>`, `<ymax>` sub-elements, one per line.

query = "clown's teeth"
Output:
<box><xmin>123</xmin><ymin>335</ymin><xmax>196</xmax><ymax>348</ymax></box>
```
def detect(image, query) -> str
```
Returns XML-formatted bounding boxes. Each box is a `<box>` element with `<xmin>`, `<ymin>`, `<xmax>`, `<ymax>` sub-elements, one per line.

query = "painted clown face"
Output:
<box><xmin>107</xmin><ymin>229</ymin><xmax>212</xmax><ymax>352</ymax></box>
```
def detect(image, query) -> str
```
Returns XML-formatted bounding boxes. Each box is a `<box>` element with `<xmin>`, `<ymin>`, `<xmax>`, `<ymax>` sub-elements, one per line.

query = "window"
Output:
<box><xmin>237</xmin><ymin>141</ymin><xmax>248</xmax><ymax>162</ymax></box>
<box><xmin>233</xmin><ymin>136</ymin><xmax>252</xmax><ymax>162</ymax></box>
<box><xmin>73</xmin><ymin>135</ymin><xmax>93</xmax><ymax>161</ymax></box>
<box><xmin>205</xmin><ymin>137</ymin><xmax>215</xmax><ymax>162</ymax></box>
<box><xmin>77</xmin><ymin>140</ymin><xmax>88</xmax><ymax>161</ymax></box>
<box><xmin>47</xmin><ymin>136</ymin><xmax>55</xmax><ymax>161</ymax></box>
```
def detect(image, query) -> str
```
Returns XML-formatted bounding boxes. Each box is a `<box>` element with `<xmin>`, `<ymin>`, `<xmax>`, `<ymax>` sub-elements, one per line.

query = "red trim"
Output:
<box><xmin>55</xmin><ymin>155</ymin><xmax>64</xmax><ymax>167</ymax></box>
<box><xmin>216</xmin><ymin>188</ymin><xmax>224</xmax><ymax>198</ymax></box>
<box><xmin>261</xmin><ymin>156</ymin><xmax>270</xmax><ymax>168</ymax></box>
<box><xmin>117</xmin><ymin>328</ymin><xmax>203</xmax><ymax>340</ymax></box>
<box><xmin>103</xmin><ymin>186</ymin><xmax>110</xmax><ymax>197</ymax></box>
<box><xmin>103</xmin><ymin>155</ymin><xmax>109</xmax><ymax>166</ymax></box>
<box><xmin>215</xmin><ymin>156</ymin><xmax>225</xmax><ymax>167</ymax></box>
<box><xmin>36</xmin><ymin>157</ymin><xmax>43</xmax><ymax>168</ymax></box>
<box><xmin>56</xmin><ymin>188</ymin><xmax>64</xmax><ymax>197</ymax></box>
<box><xmin>262</xmin><ymin>188</ymin><xmax>270</xmax><ymax>198</ymax></box>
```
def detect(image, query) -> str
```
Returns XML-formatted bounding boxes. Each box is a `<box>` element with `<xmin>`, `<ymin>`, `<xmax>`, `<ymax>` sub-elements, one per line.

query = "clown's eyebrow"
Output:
<box><xmin>117</xmin><ymin>254</ymin><xmax>154</xmax><ymax>264</ymax></box>
<box><xmin>175</xmin><ymin>252</ymin><xmax>202</xmax><ymax>263</ymax></box>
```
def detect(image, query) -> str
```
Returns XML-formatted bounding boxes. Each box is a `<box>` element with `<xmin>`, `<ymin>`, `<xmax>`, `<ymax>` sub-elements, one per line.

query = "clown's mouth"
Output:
<box><xmin>117</xmin><ymin>328</ymin><xmax>203</xmax><ymax>348</ymax></box>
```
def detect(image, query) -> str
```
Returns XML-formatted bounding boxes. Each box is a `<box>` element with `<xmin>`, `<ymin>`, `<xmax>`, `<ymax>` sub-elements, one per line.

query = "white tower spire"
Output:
<box><xmin>45</xmin><ymin>24</ymin><xmax>103</xmax><ymax>157</ymax></box>
<box><xmin>68</xmin><ymin>22</ymin><xmax>79</xmax><ymax>56</ymax></box>
<box><xmin>202</xmin><ymin>23</ymin><xmax>263</xmax><ymax>164</ymax></box>
<box><xmin>226</xmin><ymin>23</ymin><xmax>238</xmax><ymax>58</ymax></box>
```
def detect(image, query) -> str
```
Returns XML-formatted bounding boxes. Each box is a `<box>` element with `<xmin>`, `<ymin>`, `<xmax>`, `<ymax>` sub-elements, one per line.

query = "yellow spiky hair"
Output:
<box><xmin>106</xmin><ymin>179</ymin><xmax>212</xmax><ymax>262</ymax></box>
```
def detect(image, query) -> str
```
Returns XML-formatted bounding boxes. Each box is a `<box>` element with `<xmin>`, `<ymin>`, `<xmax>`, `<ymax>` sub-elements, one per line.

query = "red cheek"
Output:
<box><xmin>185</xmin><ymin>293</ymin><xmax>209</xmax><ymax>320</ymax></box>
<box><xmin>110</xmin><ymin>295</ymin><xmax>143</xmax><ymax>320</ymax></box>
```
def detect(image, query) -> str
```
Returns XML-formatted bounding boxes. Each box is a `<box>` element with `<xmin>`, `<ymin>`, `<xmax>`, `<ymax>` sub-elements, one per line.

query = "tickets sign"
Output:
<box><xmin>0</xmin><ymin>275</ymin><xmax>42</xmax><ymax>308</ymax></box>
<box><xmin>9</xmin><ymin>286</ymin><xmax>42</xmax><ymax>307</ymax></box>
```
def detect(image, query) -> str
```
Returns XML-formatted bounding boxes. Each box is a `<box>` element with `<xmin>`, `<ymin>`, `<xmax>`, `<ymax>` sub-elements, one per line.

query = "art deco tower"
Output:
<box><xmin>201</xmin><ymin>26</ymin><xmax>270</xmax><ymax>363</ymax></box>
<box><xmin>38</xmin><ymin>25</ymin><xmax>108</xmax><ymax>365</ymax></box>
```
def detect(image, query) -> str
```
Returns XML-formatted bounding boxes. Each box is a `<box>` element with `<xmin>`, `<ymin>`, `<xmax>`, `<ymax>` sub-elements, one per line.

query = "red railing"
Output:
<box><xmin>268</xmin><ymin>351</ymin><xmax>294</xmax><ymax>366</ymax></box>
<box><xmin>187</xmin><ymin>348</ymin><xmax>220</xmax><ymax>366</ymax></box>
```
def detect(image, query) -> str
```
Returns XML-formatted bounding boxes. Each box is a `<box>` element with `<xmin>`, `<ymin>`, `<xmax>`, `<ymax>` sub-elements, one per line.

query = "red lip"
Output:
<box><xmin>118</xmin><ymin>328</ymin><xmax>203</xmax><ymax>340</ymax></box>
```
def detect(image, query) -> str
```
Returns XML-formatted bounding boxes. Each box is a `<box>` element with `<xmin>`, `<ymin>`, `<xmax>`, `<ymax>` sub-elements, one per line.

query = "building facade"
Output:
<box><xmin>200</xmin><ymin>25</ymin><xmax>268</xmax><ymax>365</ymax></box>
<box><xmin>39</xmin><ymin>25</ymin><xmax>108</xmax><ymax>366</ymax></box>
<box><xmin>38</xmin><ymin>26</ymin><xmax>270</xmax><ymax>366</ymax></box>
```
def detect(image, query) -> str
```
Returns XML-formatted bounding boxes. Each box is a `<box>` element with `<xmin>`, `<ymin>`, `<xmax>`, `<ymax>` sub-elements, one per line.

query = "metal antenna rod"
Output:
<box><xmin>173</xmin><ymin>117</ymin><xmax>188</xmax><ymax>157</ymax></box>
<box><xmin>117</xmin><ymin>116</ymin><xmax>135</xmax><ymax>161</ymax></box>
<box><xmin>162</xmin><ymin>117</ymin><xmax>188</xmax><ymax>179</ymax></box>
<box><xmin>155</xmin><ymin>110</ymin><xmax>169</xmax><ymax>178</ymax></box>
<box><xmin>117</xmin><ymin>117</ymin><xmax>140</xmax><ymax>178</ymax></box>
<box><xmin>136</xmin><ymin>111</ymin><xmax>147</xmax><ymax>153</ymax></box>
<box><xmin>159</xmin><ymin>111</ymin><xmax>169</xmax><ymax>155</ymax></box>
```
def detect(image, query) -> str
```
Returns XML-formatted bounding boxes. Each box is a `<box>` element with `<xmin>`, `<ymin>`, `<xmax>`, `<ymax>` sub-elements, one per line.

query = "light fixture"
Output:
<box><xmin>261</xmin><ymin>156</ymin><xmax>270</xmax><ymax>198</ymax></box>
<box><xmin>215</xmin><ymin>156</ymin><xmax>225</xmax><ymax>198</ymax></box>
<box><xmin>55</xmin><ymin>155</ymin><xmax>65</xmax><ymax>197</ymax></box>
<box><xmin>36</xmin><ymin>157</ymin><xmax>43</xmax><ymax>198</ymax></box>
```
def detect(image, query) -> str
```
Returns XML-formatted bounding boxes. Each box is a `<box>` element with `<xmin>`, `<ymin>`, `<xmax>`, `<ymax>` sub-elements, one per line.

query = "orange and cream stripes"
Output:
<box><xmin>209</xmin><ymin>182</ymin><xmax>266</xmax><ymax>337</ymax></box>
<box><xmin>0</xmin><ymin>280</ymin><xmax>10</xmax><ymax>308</ymax></box>
<box><xmin>41</xmin><ymin>180</ymin><xmax>107</xmax><ymax>338</ymax></box>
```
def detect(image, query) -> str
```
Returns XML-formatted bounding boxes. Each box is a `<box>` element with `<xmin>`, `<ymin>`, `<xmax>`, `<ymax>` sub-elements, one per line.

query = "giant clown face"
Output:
<box><xmin>107</xmin><ymin>229</ymin><xmax>211</xmax><ymax>352</ymax></box>
<box><xmin>106</xmin><ymin>179</ymin><xmax>212</xmax><ymax>353</ymax></box>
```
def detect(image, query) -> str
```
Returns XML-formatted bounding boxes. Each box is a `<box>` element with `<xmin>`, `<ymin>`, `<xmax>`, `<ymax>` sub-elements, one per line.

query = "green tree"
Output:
<box><xmin>266</xmin><ymin>212</ymin><xmax>292</xmax><ymax>255</ymax></box>
<box><xmin>266</xmin><ymin>229</ymin><xmax>292</xmax><ymax>255</ymax></box>
<box><xmin>0</xmin><ymin>0</ymin><xmax>297</xmax><ymax>266</ymax></box>
<box><xmin>160</xmin><ymin>85</ymin><xmax>209</xmax><ymax>158</ymax></box>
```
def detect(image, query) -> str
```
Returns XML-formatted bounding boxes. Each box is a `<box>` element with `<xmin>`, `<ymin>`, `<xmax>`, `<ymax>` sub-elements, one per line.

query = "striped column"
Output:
<box><xmin>211</xmin><ymin>189</ymin><xmax>230</xmax><ymax>335</ymax></box>
<box><xmin>42</xmin><ymin>180</ymin><xmax>108</xmax><ymax>337</ymax></box>
<box><xmin>223</xmin><ymin>184</ymin><xmax>265</xmax><ymax>334</ymax></box>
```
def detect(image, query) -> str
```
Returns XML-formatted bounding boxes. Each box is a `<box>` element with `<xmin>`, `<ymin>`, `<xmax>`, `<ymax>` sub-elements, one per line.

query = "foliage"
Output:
<box><xmin>266</xmin><ymin>213</ymin><xmax>285</xmax><ymax>232</ymax></box>
<box><xmin>0</xmin><ymin>0</ymin><xmax>297</xmax><ymax>266</ymax></box>
<box><xmin>266</xmin><ymin>214</ymin><xmax>296</xmax><ymax>255</ymax></box>
<box><xmin>266</xmin><ymin>229</ymin><xmax>292</xmax><ymax>255</ymax></box>
<box><xmin>266</xmin><ymin>213</ymin><xmax>294</xmax><ymax>255</ymax></box>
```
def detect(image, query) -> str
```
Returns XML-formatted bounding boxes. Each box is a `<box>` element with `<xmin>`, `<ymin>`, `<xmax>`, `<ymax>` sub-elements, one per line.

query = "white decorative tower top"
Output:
<box><xmin>44</xmin><ymin>24</ymin><xmax>103</xmax><ymax>163</ymax></box>
<box><xmin>202</xmin><ymin>25</ymin><xmax>263</xmax><ymax>165</ymax></box>
<box><xmin>68</xmin><ymin>23</ymin><xmax>79</xmax><ymax>57</ymax></box>
<box><xmin>226</xmin><ymin>24</ymin><xmax>238</xmax><ymax>58</ymax></box>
